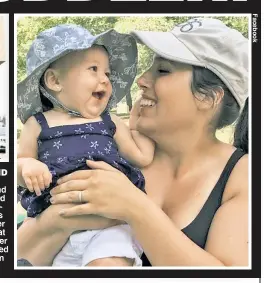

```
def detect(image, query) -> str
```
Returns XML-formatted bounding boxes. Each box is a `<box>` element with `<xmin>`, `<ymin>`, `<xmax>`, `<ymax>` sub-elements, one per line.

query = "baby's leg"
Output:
<box><xmin>17</xmin><ymin>216</ymin><xmax>70</xmax><ymax>266</ymax></box>
<box><xmin>17</xmin><ymin>204</ymin><xmax>121</xmax><ymax>266</ymax></box>
<box><xmin>18</xmin><ymin>204</ymin><xmax>76</xmax><ymax>266</ymax></box>
<box><xmin>88</xmin><ymin>257</ymin><xmax>133</xmax><ymax>266</ymax></box>
<box><xmin>82</xmin><ymin>225</ymin><xmax>143</xmax><ymax>267</ymax></box>
<box><xmin>52</xmin><ymin>229</ymin><xmax>134</xmax><ymax>267</ymax></box>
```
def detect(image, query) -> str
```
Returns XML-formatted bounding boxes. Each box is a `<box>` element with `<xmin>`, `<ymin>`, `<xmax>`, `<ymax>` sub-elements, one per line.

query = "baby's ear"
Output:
<box><xmin>43</xmin><ymin>68</ymin><xmax>62</xmax><ymax>93</ymax></box>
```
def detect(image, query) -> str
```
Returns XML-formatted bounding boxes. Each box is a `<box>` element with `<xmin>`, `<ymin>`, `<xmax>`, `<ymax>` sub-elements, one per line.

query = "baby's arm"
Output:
<box><xmin>111</xmin><ymin>111</ymin><xmax>155</xmax><ymax>168</ymax></box>
<box><xmin>17</xmin><ymin>116</ymin><xmax>52</xmax><ymax>195</ymax></box>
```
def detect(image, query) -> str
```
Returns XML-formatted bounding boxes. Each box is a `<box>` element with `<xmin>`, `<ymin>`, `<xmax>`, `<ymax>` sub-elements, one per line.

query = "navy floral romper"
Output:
<box><xmin>20</xmin><ymin>111</ymin><xmax>145</xmax><ymax>217</ymax></box>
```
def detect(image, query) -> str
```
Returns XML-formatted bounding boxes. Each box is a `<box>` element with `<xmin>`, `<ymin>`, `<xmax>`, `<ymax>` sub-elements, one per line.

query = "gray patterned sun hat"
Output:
<box><xmin>17</xmin><ymin>24</ymin><xmax>138</xmax><ymax>123</ymax></box>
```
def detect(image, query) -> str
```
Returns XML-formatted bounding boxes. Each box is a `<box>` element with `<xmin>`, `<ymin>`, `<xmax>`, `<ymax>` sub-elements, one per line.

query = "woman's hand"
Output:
<box><xmin>49</xmin><ymin>160</ymin><xmax>148</xmax><ymax>223</ymax></box>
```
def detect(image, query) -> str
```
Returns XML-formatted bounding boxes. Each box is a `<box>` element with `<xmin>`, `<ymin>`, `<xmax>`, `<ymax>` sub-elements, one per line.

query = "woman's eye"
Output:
<box><xmin>89</xmin><ymin>66</ymin><xmax>97</xmax><ymax>72</ymax></box>
<box><xmin>105</xmin><ymin>72</ymin><xmax>111</xmax><ymax>78</ymax></box>
<box><xmin>158</xmin><ymin>69</ymin><xmax>170</xmax><ymax>74</ymax></box>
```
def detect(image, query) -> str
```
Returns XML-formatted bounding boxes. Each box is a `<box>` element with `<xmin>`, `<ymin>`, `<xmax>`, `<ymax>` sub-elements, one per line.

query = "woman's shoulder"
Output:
<box><xmin>222</xmin><ymin>150</ymin><xmax>248</xmax><ymax>203</ymax></box>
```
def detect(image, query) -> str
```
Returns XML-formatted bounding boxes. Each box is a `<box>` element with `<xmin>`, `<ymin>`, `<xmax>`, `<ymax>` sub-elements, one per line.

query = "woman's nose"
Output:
<box><xmin>137</xmin><ymin>72</ymin><xmax>152</xmax><ymax>90</ymax></box>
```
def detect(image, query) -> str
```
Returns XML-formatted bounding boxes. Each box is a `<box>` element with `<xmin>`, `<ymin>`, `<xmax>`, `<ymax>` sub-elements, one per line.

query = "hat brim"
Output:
<box><xmin>94</xmin><ymin>29</ymin><xmax>138</xmax><ymax>103</ymax></box>
<box><xmin>131</xmin><ymin>30</ymin><xmax>203</xmax><ymax>67</ymax></box>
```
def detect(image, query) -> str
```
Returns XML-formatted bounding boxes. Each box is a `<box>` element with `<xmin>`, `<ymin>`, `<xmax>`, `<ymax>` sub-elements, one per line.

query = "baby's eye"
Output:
<box><xmin>89</xmin><ymin>66</ymin><xmax>97</xmax><ymax>72</ymax></box>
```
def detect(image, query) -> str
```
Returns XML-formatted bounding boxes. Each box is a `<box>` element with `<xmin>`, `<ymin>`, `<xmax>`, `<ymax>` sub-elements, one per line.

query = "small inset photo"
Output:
<box><xmin>0</xmin><ymin>15</ymin><xmax>8</xmax><ymax>162</ymax></box>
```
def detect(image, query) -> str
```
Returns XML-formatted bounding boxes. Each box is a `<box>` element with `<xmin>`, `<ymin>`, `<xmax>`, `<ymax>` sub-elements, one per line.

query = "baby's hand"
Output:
<box><xmin>22</xmin><ymin>158</ymin><xmax>52</xmax><ymax>196</ymax></box>
<box><xmin>129</xmin><ymin>95</ymin><xmax>142</xmax><ymax>131</ymax></box>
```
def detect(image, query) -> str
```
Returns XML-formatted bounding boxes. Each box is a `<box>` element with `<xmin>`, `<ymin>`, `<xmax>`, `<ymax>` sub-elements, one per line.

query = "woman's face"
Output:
<box><xmin>136</xmin><ymin>56</ymin><xmax>199</xmax><ymax>137</ymax></box>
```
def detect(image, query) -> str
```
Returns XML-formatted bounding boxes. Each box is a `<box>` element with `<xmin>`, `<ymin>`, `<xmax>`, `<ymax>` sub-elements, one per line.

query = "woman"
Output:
<box><xmin>18</xmin><ymin>18</ymin><xmax>249</xmax><ymax>266</ymax></box>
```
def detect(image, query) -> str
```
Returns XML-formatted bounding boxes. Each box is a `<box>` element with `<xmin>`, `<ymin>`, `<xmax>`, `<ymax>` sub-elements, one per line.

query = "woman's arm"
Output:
<box><xmin>27</xmin><ymin>203</ymin><xmax>123</xmax><ymax>234</ymax></box>
<box><xmin>111</xmin><ymin>113</ymin><xmax>155</xmax><ymax>168</ymax></box>
<box><xmin>50</xmin><ymin>159</ymin><xmax>248</xmax><ymax>267</ymax></box>
<box><xmin>203</xmin><ymin>155</ymin><xmax>249</xmax><ymax>266</ymax></box>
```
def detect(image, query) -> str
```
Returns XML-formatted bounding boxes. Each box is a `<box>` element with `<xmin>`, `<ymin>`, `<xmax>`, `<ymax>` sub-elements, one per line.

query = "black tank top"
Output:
<box><xmin>141</xmin><ymin>148</ymin><xmax>246</xmax><ymax>266</ymax></box>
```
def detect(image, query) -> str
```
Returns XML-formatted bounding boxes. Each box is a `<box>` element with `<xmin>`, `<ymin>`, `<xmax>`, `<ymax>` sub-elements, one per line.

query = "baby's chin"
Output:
<box><xmin>80</xmin><ymin>105</ymin><xmax>106</xmax><ymax>119</ymax></box>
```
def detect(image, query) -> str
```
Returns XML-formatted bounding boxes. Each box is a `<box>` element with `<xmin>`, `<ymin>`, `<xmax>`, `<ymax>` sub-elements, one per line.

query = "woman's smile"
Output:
<box><xmin>139</xmin><ymin>93</ymin><xmax>157</xmax><ymax>116</ymax></box>
<box><xmin>140</xmin><ymin>98</ymin><xmax>156</xmax><ymax>107</ymax></box>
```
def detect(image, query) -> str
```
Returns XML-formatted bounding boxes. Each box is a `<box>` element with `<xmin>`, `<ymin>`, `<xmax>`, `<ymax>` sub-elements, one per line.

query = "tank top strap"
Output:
<box><xmin>202</xmin><ymin>148</ymin><xmax>246</xmax><ymax>213</ymax></box>
<box><xmin>33</xmin><ymin>112</ymin><xmax>49</xmax><ymax>130</ymax></box>
<box><xmin>213</xmin><ymin>148</ymin><xmax>246</xmax><ymax>200</ymax></box>
<box><xmin>101</xmin><ymin>111</ymin><xmax>116</xmax><ymax>135</ymax></box>
<box><xmin>181</xmin><ymin>148</ymin><xmax>247</xmax><ymax>249</ymax></box>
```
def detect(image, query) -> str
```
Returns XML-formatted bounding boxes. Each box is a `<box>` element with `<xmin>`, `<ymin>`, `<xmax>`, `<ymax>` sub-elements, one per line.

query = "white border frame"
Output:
<box><xmin>14</xmin><ymin>13</ymin><xmax>252</xmax><ymax>271</ymax></box>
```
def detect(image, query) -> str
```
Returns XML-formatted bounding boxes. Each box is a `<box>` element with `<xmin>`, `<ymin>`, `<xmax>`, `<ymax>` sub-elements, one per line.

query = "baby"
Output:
<box><xmin>17</xmin><ymin>24</ymin><xmax>154</xmax><ymax>267</ymax></box>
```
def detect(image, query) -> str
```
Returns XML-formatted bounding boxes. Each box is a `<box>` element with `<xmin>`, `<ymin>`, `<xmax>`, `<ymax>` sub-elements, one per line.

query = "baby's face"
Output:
<box><xmin>56</xmin><ymin>46</ymin><xmax>112</xmax><ymax>119</ymax></box>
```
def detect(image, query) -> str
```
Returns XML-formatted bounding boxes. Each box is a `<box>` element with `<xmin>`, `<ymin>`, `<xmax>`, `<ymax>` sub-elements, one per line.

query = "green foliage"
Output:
<box><xmin>17</xmin><ymin>16</ymin><xmax>248</xmax><ymax>103</ymax></box>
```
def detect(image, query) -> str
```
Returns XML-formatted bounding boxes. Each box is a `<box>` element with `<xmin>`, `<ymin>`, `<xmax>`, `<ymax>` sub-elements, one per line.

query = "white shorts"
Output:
<box><xmin>52</xmin><ymin>224</ymin><xmax>143</xmax><ymax>267</ymax></box>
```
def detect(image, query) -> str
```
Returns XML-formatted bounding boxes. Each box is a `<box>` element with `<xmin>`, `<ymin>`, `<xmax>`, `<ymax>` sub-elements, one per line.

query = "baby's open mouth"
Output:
<box><xmin>92</xmin><ymin>91</ymin><xmax>105</xmax><ymax>100</ymax></box>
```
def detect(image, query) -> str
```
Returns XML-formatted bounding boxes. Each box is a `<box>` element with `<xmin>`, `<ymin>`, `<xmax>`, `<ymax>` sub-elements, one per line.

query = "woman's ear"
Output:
<box><xmin>43</xmin><ymin>68</ymin><xmax>62</xmax><ymax>93</ymax></box>
<box><xmin>212</xmin><ymin>87</ymin><xmax>224</xmax><ymax>108</ymax></box>
<box><xmin>195</xmin><ymin>87</ymin><xmax>224</xmax><ymax>111</ymax></box>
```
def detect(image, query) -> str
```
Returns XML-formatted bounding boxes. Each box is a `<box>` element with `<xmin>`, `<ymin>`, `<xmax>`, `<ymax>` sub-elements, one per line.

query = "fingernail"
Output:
<box><xmin>57</xmin><ymin>179</ymin><xmax>61</xmax><ymax>184</ymax></box>
<box><xmin>50</xmin><ymin>190</ymin><xmax>53</xmax><ymax>196</ymax></box>
<box><xmin>59</xmin><ymin>210</ymin><xmax>65</xmax><ymax>216</ymax></box>
<box><xmin>50</xmin><ymin>198</ymin><xmax>54</xmax><ymax>204</ymax></box>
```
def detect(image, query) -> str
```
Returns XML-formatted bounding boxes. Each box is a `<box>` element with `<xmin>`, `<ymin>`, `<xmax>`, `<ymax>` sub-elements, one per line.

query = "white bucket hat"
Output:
<box><xmin>131</xmin><ymin>18</ymin><xmax>248</xmax><ymax>109</ymax></box>
<box><xmin>17</xmin><ymin>24</ymin><xmax>138</xmax><ymax>123</ymax></box>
